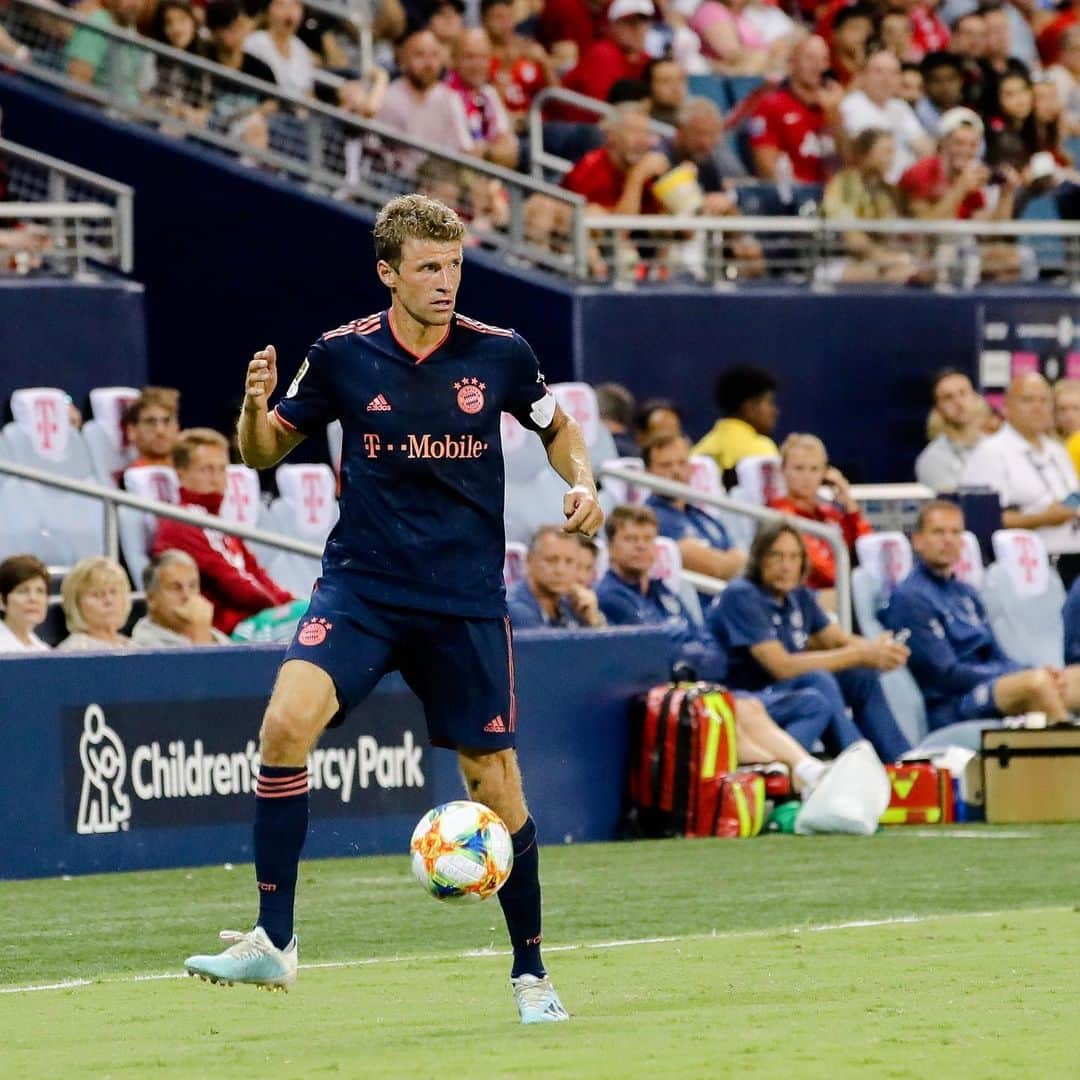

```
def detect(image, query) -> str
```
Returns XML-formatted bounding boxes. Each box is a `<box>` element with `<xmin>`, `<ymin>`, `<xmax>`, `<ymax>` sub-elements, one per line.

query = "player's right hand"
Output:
<box><xmin>245</xmin><ymin>345</ymin><xmax>278</xmax><ymax>408</ymax></box>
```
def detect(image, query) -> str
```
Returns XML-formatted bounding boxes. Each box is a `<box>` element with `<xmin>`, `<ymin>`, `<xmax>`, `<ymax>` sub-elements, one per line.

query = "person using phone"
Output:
<box><xmin>767</xmin><ymin>433</ymin><xmax>872</xmax><ymax>611</ymax></box>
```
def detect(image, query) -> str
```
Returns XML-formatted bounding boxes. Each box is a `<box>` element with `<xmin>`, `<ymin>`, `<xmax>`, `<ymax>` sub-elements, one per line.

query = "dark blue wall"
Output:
<box><xmin>3</xmin><ymin>628</ymin><xmax>668</xmax><ymax>880</ymax></box>
<box><xmin>0</xmin><ymin>279</ymin><xmax>148</xmax><ymax>410</ymax></box>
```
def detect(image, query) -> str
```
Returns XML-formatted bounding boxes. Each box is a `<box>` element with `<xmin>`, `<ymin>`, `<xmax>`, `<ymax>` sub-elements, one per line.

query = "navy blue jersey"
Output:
<box><xmin>707</xmin><ymin>578</ymin><xmax>829</xmax><ymax>691</ymax></box>
<box><xmin>646</xmin><ymin>494</ymin><xmax>732</xmax><ymax>551</ymax></box>
<box><xmin>273</xmin><ymin>310</ymin><xmax>556</xmax><ymax>617</ymax></box>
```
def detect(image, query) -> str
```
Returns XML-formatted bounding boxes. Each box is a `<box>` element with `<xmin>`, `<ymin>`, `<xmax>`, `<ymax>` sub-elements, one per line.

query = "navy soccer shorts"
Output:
<box><xmin>283</xmin><ymin>574</ymin><xmax>517</xmax><ymax>751</ymax></box>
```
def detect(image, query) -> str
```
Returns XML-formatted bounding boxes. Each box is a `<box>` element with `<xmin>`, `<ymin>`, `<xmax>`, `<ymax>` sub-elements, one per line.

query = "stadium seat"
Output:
<box><xmin>686</xmin><ymin>74</ymin><xmax>728</xmax><ymax>112</ymax></box>
<box><xmin>501</xmin><ymin>412</ymin><xmax>548</xmax><ymax>485</ymax></box>
<box><xmin>724</xmin><ymin>454</ymin><xmax>783</xmax><ymax>548</ymax></box>
<box><xmin>550</xmin><ymin>382</ymin><xmax>618</xmax><ymax>467</ymax></box>
<box><xmin>599</xmin><ymin>456</ymin><xmax>648</xmax><ymax>506</ymax></box>
<box><xmin>82</xmin><ymin>386</ymin><xmax>139</xmax><ymax>486</ymax></box>
<box><xmin>503</xmin><ymin>541</ymin><xmax>528</xmax><ymax>587</ymax></box>
<box><xmin>953</xmin><ymin>530</ymin><xmax>985</xmax><ymax>590</ymax></box>
<box><xmin>651</xmin><ymin>535</ymin><xmax>704</xmax><ymax>626</ymax></box>
<box><xmin>326</xmin><ymin>420</ymin><xmax>343</xmax><ymax>474</ymax></box>
<box><xmin>120</xmin><ymin>465</ymin><xmax>180</xmax><ymax>584</ymax></box>
<box><xmin>3</xmin><ymin>388</ymin><xmax>104</xmax><ymax>566</ymax></box>
<box><xmin>221</xmin><ymin>464</ymin><xmax>264</xmax><ymax>528</ymax></box>
<box><xmin>262</xmin><ymin>463</ymin><xmax>338</xmax><ymax>596</ymax></box>
<box><xmin>982</xmin><ymin>529</ymin><xmax>1065</xmax><ymax>667</ymax></box>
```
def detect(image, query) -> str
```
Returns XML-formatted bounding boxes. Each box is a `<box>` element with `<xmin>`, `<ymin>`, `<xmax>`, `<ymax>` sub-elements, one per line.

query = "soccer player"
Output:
<box><xmin>184</xmin><ymin>195</ymin><xmax>602</xmax><ymax>1023</ymax></box>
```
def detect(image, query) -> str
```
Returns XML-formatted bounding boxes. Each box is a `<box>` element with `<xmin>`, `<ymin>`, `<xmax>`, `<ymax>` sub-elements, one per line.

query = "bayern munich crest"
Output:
<box><xmin>454</xmin><ymin>377</ymin><xmax>486</xmax><ymax>415</ymax></box>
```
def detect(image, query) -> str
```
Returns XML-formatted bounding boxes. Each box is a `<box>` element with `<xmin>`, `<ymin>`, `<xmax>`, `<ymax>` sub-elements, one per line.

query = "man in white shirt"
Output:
<box><xmin>961</xmin><ymin>373</ymin><xmax>1080</xmax><ymax>585</ymax></box>
<box><xmin>915</xmin><ymin>368</ymin><xmax>985</xmax><ymax>492</ymax></box>
<box><xmin>840</xmin><ymin>49</ymin><xmax>933</xmax><ymax>182</ymax></box>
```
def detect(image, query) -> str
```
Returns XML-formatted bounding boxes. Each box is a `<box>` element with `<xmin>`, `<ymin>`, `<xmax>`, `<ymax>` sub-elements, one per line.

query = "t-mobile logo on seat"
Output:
<box><xmin>34</xmin><ymin>397</ymin><xmax>60</xmax><ymax>452</ymax></box>
<box><xmin>302</xmin><ymin>472</ymin><xmax>324</xmax><ymax>525</ymax></box>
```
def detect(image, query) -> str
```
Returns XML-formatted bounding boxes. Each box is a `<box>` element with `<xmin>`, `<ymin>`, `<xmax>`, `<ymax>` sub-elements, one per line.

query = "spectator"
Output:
<box><xmin>916</xmin><ymin>51</ymin><xmax>967</xmax><ymax>138</ymax></box>
<box><xmin>692</xmin><ymin>365</ymin><xmax>779</xmax><ymax>474</ymax></box>
<box><xmin>768</xmin><ymin>433</ymin><xmax>872</xmax><ymax>601</ymax></box>
<box><xmin>884</xmin><ymin>16</ymin><xmax>918</xmax><ymax>65</ymax></box>
<box><xmin>899</xmin><ymin>61</ymin><xmax>924</xmax><ymax>105</ymax></box>
<box><xmin>978</xmin><ymin>3</ymin><xmax>1030</xmax><ymax>117</ymax></box>
<box><xmin>66</xmin><ymin>0</ymin><xmax>156</xmax><ymax>109</ymax></box>
<box><xmin>1032</xmin><ymin>77</ymin><xmax>1069</xmax><ymax>165</ymax></box>
<box><xmin>749</xmin><ymin>35</ymin><xmax>842</xmax><ymax>183</ymax></box>
<box><xmin>883</xmin><ymin>500</ymin><xmax>1080</xmax><ymax>725</ymax></box>
<box><xmin>634</xmin><ymin>397</ymin><xmax>684</xmax><ymax>446</ymax></box>
<box><xmin>507</xmin><ymin>525</ymin><xmax>606</xmax><ymax>628</ymax></box>
<box><xmin>376</xmin><ymin>29</ymin><xmax>474</xmax><ymax>157</ymax></box>
<box><xmin>829</xmin><ymin>3</ymin><xmax>875</xmax><ymax>86</ymax></box>
<box><xmin>642</xmin><ymin>432</ymin><xmax>748</xmax><ymax>581</ymax></box>
<box><xmin>426</xmin><ymin>0</ymin><xmax>465</xmax><ymax>68</ymax></box>
<box><xmin>950</xmin><ymin>11</ymin><xmax>990</xmax><ymax>109</ymax></box>
<box><xmin>56</xmin><ymin>556</ymin><xmax>132</xmax><ymax>651</ymax></box>
<box><xmin>562</xmin><ymin>0</ymin><xmax>652</xmax><ymax>105</ymax></box>
<box><xmin>1046</xmin><ymin>27</ymin><xmax>1080</xmax><ymax>136</ymax></box>
<box><xmin>986</xmin><ymin>70</ymin><xmax>1038</xmax><ymax>167</ymax></box>
<box><xmin>244</xmin><ymin>0</ymin><xmax>318</xmax><ymax>98</ymax></box>
<box><xmin>1038</xmin><ymin>0</ymin><xmax>1080</xmax><ymax>68</ymax></box>
<box><xmin>706</xmin><ymin>522</ymin><xmax>912</xmax><ymax>762</ymax></box>
<box><xmin>124</xmin><ymin>386</ymin><xmax>181</xmax><ymax>469</ymax></box>
<box><xmin>915</xmin><ymin>368</ymin><xmax>985</xmax><ymax>492</ymax></box>
<box><xmin>599</xmin><ymin>508</ymin><xmax>843</xmax><ymax>754</ymax></box>
<box><xmin>840</xmin><ymin>49</ymin><xmax>933</xmax><ymax>182</ymax></box>
<box><xmin>206</xmin><ymin>1</ymin><xmax>277</xmax><ymax>85</ymax></box>
<box><xmin>645</xmin><ymin>56</ymin><xmax>687</xmax><ymax>127</ymax></box>
<box><xmin>687</xmin><ymin>0</ymin><xmax>795</xmax><ymax>76</ymax></box>
<box><xmin>150</xmin><ymin>428</ymin><xmax>293</xmax><ymax>633</ymax></box>
<box><xmin>892</xmin><ymin>0</ymin><xmax>950</xmax><ymax>61</ymax></box>
<box><xmin>447</xmin><ymin>28</ymin><xmax>519</xmax><ymax>169</ymax></box>
<box><xmin>483</xmin><ymin>0</ymin><xmax>552</xmax><ymax>131</ymax></box>
<box><xmin>1054</xmin><ymin>378</ymin><xmax>1080</xmax><ymax>477</ymax></box>
<box><xmin>822</xmin><ymin>128</ymin><xmax>918</xmax><ymax>283</ymax></box>
<box><xmin>961</xmin><ymin>373</ymin><xmax>1080</xmax><ymax>587</ymax></box>
<box><xmin>0</xmin><ymin>554</ymin><xmax>50</xmax><ymax>653</ymax></box>
<box><xmin>573</xmin><ymin>533</ymin><xmax>602</xmax><ymax>586</ymax></box>
<box><xmin>560</xmin><ymin>102</ymin><xmax>666</xmax><ymax>213</ymax></box>
<box><xmin>132</xmin><ymin>550</ymin><xmax>231</xmax><ymax>646</ymax></box>
<box><xmin>596</xmin><ymin>382</ymin><xmax>639</xmax><ymax>457</ymax></box>
<box><xmin>151</xmin><ymin>0</ymin><xmax>207</xmax><ymax>124</ymax></box>
<box><xmin>658</xmin><ymin>97</ymin><xmax>749</xmax><ymax>198</ymax></box>
<box><xmin>538</xmin><ymin>0</ymin><xmax>607</xmax><ymax>59</ymax></box>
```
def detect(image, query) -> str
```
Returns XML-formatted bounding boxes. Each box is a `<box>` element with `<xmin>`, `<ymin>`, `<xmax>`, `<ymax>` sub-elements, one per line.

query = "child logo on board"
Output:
<box><xmin>455</xmin><ymin>377</ymin><xmax>486</xmax><ymax>415</ymax></box>
<box><xmin>77</xmin><ymin>704</ymin><xmax>131</xmax><ymax>835</ymax></box>
<box><xmin>298</xmin><ymin>617</ymin><xmax>332</xmax><ymax>646</ymax></box>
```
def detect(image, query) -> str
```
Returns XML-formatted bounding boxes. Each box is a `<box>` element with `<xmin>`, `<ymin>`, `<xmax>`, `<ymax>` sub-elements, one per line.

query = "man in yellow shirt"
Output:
<box><xmin>693</xmin><ymin>365</ymin><xmax>780</xmax><ymax>477</ymax></box>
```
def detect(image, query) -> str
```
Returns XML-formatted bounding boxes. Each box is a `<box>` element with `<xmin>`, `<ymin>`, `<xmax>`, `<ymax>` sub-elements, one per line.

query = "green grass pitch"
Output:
<box><xmin>2</xmin><ymin>826</ymin><xmax>1079</xmax><ymax>1078</ymax></box>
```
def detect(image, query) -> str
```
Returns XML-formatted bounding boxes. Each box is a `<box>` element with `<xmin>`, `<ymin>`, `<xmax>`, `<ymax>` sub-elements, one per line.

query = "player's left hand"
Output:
<box><xmin>563</xmin><ymin>484</ymin><xmax>603</xmax><ymax>537</ymax></box>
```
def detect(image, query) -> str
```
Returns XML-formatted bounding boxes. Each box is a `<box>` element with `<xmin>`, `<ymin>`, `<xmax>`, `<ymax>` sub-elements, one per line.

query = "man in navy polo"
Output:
<box><xmin>643</xmin><ymin>432</ymin><xmax>747</xmax><ymax>584</ymax></box>
<box><xmin>507</xmin><ymin>525</ymin><xmax>605</xmax><ymax>629</ymax></box>
<box><xmin>707</xmin><ymin>522</ymin><xmax>912</xmax><ymax>762</ymax></box>
<box><xmin>882</xmin><ymin>500</ymin><xmax>1080</xmax><ymax>728</ymax></box>
<box><xmin>185</xmin><ymin>195</ymin><xmax>602</xmax><ymax>1023</ymax></box>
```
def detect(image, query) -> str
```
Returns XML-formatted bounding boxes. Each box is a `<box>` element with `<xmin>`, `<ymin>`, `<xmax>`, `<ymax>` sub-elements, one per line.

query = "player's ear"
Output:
<box><xmin>376</xmin><ymin>259</ymin><xmax>397</xmax><ymax>289</ymax></box>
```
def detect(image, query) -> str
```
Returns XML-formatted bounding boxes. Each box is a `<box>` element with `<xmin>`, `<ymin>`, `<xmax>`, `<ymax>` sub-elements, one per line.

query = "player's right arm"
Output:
<box><xmin>238</xmin><ymin>345</ymin><xmax>306</xmax><ymax>469</ymax></box>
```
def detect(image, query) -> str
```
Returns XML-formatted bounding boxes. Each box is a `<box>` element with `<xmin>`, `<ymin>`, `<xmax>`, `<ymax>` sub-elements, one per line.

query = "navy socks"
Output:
<box><xmin>497</xmin><ymin>816</ymin><xmax>545</xmax><ymax>979</ymax></box>
<box><xmin>254</xmin><ymin>765</ymin><xmax>309</xmax><ymax>950</ymax></box>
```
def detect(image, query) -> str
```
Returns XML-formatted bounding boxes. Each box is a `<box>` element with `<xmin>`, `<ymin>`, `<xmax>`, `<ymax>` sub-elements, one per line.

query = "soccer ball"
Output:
<box><xmin>410</xmin><ymin>800</ymin><xmax>513</xmax><ymax>902</ymax></box>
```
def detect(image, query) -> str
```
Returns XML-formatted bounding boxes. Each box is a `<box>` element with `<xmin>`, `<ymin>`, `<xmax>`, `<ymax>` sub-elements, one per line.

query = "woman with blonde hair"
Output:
<box><xmin>57</xmin><ymin>556</ymin><xmax>132</xmax><ymax>651</ymax></box>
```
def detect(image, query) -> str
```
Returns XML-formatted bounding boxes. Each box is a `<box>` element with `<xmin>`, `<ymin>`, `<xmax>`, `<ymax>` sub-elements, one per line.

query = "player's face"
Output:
<box><xmin>128</xmin><ymin>405</ymin><xmax>179</xmax><ymax>458</ymax></box>
<box><xmin>759</xmin><ymin>531</ymin><xmax>804</xmax><ymax>596</ymax></box>
<box><xmin>382</xmin><ymin>239</ymin><xmax>463</xmax><ymax>327</ymax></box>
<box><xmin>148</xmin><ymin>562</ymin><xmax>201</xmax><ymax>630</ymax></box>
<box><xmin>528</xmin><ymin>533</ymin><xmax>580</xmax><ymax>598</ymax></box>
<box><xmin>646</xmin><ymin>437</ymin><xmax>692</xmax><ymax>486</ymax></box>
<box><xmin>913</xmin><ymin>507</ymin><xmax>964</xmax><ymax>573</ymax></box>
<box><xmin>177</xmin><ymin>444</ymin><xmax>229</xmax><ymax>496</ymax></box>
<box><xmin>78</xmin><ymin>571</ymin><xmax>127</xmax><ymax>635</ymax></box>
<box><xmin>934</xmin><ymin>374</ymin><xmax>977</xmax><ymax>428</ymax></box>
<box><xmin>2</xmin><ymin>575</ymin><xmax>48</xmax><ymax>634</ymax></box>
<box><xmin>609</xmin><ymin>522</ymin><xmax>657</xmax><ymax>577</ymax></box>
<box><xmin>782</xmin><ymin>445</ymin><xmax>826</xmax><ymax>503</ymax></box>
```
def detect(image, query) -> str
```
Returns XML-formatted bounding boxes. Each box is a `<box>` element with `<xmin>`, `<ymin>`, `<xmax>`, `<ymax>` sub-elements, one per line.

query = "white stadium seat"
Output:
<box><xmin>650</xmin><ymin>535</ymin><xmax>703</xmax><ymax>626</ymax></box>
<box><xmin>952</xmin><ymin>530</ymin><xmax>985</xmax><ymax>590</ymax></box>
<box><xmin>82</xmin><ymin>386</ymin><xmax>139</xmax><ymax>486</ymax></box>
<box><xmin>503</xmin><ymin>541</ymin><xmax>528</xmax><ymax>587</ymax></box>
<box><xmin>120</xmin><ymin>465</ymin><xmax>180</xmax><ymax>584</ymax></box>
<box><xmin>260</xmin><ymin>463</ymin><xmax>338</xmax><ymax>596</ymax></box>
<box><xmin>550</xmin><ymin>381</ymin><xmax>618</xmax><ymax>468</ymax></box>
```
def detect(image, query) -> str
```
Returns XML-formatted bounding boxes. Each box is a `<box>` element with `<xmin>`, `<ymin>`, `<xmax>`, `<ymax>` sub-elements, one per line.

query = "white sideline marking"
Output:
<box><xmin>0</xmin><ymin>907</ymin><xmax>1065</xmax><ymax>997</ymax></box>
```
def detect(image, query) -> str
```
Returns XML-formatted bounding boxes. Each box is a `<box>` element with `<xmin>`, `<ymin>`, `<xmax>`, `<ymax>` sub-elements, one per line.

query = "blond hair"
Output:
<box><xmin>779</xmin><ymin>432</ymin><xmax>827</xmax><ymax>464</ymax></box>
<box><xmin>172</xmin><ymin>427</ymin><xmax>229</xmax><ymax>470</ymax></box>
<box><xmin>62</xmin><ymin>556</ymin><xmax>131</xmax><ymax>634</ymax></box>
<box><xmin>373</xmin><ymin>194</ymin><xmax>466</xmax><ymax>269</ymax></box>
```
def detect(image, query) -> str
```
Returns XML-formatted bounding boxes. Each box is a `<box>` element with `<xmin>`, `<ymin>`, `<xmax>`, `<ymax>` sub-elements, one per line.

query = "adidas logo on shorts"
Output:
<box><xmin>483</xmin><ymin>715</ymin><xmax>506</xmax><ymax>733</ymax></box>
<box><xmin>366</xmin><ymin>394</ymin><xmax>392</xmax><ymax>412</ymax></box>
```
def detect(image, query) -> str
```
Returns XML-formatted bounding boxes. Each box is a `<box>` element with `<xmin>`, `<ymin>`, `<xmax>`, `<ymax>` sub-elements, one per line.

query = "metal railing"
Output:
<box><xmin>527</xmin><ymin>86</ymin><xmax>676</xmax><ymax>182</ymax></box>
<box><xmin>599</xmin><ymin>462</ymin><xmax>852</xmax><ymax>631</ymax></box>
<box><xmin>0</xmin><ymin>136</ymin><xmax>133</xmax><ymax>273</ymax></box>
<box><xmin>580</xmin><ymin>213</ymin><xmax>1080</xmax><ymax>288</ymax></box>
<box><xmin>0</xmin><ymin>459</ymin><xmax>323</xmax><ymax>566</ymax></box>
<box><xmin>1</xmin><ymin>0</ymin><xmax>588</xmax><ymax>276</ymax></box>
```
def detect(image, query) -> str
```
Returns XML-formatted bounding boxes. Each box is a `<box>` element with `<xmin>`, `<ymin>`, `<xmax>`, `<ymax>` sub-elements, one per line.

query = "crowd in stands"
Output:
<box><xmin>6</xmin><ymin>361</ymin><xmax>1080</xmax><ymax>783</ymax></box>
<box><xmin>9</xmin><ymin>0</ymin><xmax>1080</xmax><ymax>281</ymax></box>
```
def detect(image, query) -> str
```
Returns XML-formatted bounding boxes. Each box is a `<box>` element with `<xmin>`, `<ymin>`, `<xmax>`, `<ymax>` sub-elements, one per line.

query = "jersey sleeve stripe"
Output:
<box><xmin>455</xmin><ymin>313</ymin><xmax>514</xmax><ymax>338</ymax></box>
<box><xmin>322</xmin><ymin>312</ymin><xmax>382</xmax><ymax>340</ymax></box>
<box><xmin>271</xmin><ymin>406</ymin><xmax>298</xmax><ymax>431</ymax></box>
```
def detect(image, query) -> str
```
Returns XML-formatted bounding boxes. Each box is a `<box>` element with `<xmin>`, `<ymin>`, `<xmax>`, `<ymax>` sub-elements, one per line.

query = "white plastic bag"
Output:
<box><xmin>795</xmin><ymin>741</ymin><xmax>891</xmax><ymax>836</ymax></box>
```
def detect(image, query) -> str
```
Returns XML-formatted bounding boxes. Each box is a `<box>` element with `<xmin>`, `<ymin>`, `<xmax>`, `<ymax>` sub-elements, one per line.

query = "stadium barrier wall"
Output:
<box><xmin>0</xmin><ymin>279</ymin><xmax>148</xmax><ymax>406</ymax></box>
<box><xmin>2</xmin><ymin>627</ymin><xmax>669</xmax><ymax>880</ymax></box>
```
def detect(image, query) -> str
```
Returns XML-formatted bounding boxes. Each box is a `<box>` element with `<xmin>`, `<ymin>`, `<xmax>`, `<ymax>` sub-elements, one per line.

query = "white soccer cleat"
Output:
<box><xmin>512</xmin><ymin>973</ymin><xmax>570</xmax><ymax>1024</ymax></box>
<box><xmin>184</xmin><ymin>926</ymin><xmax>298</xmax><ymax>992</ymax></box>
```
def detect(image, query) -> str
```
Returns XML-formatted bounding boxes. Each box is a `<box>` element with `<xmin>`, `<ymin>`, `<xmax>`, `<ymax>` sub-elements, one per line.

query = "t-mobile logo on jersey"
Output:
<box><xmin>362</xmin><ymin>433</ymin><xmax>489</xmax><ymax>460</ymax></box>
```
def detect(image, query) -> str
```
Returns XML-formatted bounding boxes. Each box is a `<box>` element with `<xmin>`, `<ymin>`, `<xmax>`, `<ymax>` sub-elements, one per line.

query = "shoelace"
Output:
<box><xmin>514</xmin><ymin>978</ymin><xmax>555</xmax><ymax>1009</ymax></box>
<box><xmin>218</xmin><ymin>929</ymin><xmax>269</xmax><ymax>960</ymax></box>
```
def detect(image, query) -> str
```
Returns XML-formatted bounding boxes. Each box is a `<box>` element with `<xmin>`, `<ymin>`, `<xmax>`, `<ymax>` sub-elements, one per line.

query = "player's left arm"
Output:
<box><xmin>538</xmin><ymin>404</ymin><xmax>604</xmax><ymax>537</ymax></box>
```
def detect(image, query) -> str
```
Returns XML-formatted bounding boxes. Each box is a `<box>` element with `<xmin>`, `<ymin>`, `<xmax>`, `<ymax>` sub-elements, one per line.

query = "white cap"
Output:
<box><xmin>939</xmin><ymin>106</ymin><xmax>984</xmax><ymax>139</ymax></box>
<box><xmin>608</xmin><ymin>0</ymin><xmax>655</xmax><ymax>21</ymax></box>
<box><xmin>1029</xmin><ymin>150</ymin><xmax>1059</xmax><ymax>182</ymax></box>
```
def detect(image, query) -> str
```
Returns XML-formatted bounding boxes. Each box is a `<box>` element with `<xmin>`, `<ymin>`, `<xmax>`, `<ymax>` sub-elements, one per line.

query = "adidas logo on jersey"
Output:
<box><xmin>366</xmin><ymin>394</ymin><xmax>392</xmax><ymax>412</ymax></box>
